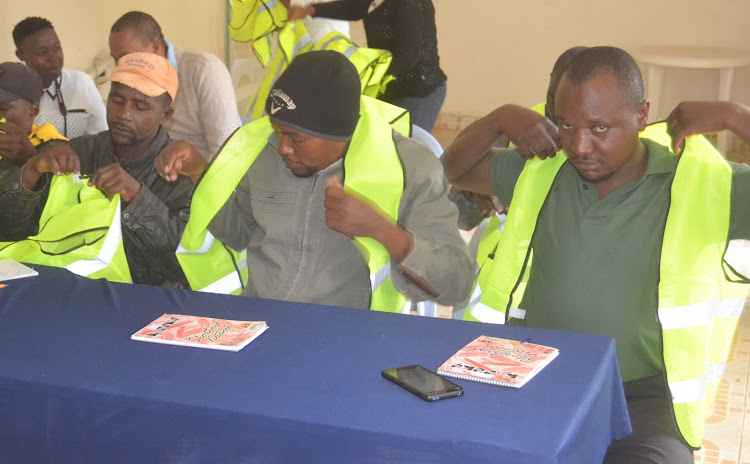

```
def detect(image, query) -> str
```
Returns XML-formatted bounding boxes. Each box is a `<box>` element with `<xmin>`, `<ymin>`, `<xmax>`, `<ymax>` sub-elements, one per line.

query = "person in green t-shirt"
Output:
<box><xmin>442</xmin><ymin>46</ymin><xmax>750</xmax><ymax>463</ymax></box>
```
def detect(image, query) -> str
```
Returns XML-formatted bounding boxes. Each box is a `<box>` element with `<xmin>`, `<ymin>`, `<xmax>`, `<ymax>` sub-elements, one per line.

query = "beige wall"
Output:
<box><xmin>3</xmin><ymin>0</ymin><xmax>750</xmax><ymax>123</ymax></box>
<box><xmin>1</xmin><ymin>1</ymin><xmax>227</xmax><ymax>77</ymax></box>
<box><xmin>434</xmin><ymin>0</ymin><xmax>750</xmax><ymax>121</ymax></box>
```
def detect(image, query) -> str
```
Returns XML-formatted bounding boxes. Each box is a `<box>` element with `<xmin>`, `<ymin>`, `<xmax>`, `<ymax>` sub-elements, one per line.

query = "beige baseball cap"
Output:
<box><xmin>104</xmin><ymin>52</ymin><xmax>178</xmax><ymax>102</ymax></box>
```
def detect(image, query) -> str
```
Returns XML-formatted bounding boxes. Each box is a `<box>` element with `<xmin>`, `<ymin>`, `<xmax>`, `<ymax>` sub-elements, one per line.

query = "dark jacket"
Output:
<box><xmin>0</xmin><ymin>128</ymin><xmax>192</xmax><ymax>288</ymax></box>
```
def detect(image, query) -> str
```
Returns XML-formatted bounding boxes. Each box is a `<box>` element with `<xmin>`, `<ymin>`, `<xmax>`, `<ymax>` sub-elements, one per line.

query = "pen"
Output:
<box><xmin>0</xmin><ymin>284</ymin><xmax>7</xmax><ymax>289</ymax></box>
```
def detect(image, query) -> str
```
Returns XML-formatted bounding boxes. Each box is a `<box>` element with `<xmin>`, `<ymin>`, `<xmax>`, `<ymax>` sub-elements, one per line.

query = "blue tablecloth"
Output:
<box><xmin>0</xmin><ymin>266</ymin><xmax>631</xmax><ymax>463</ymax></box>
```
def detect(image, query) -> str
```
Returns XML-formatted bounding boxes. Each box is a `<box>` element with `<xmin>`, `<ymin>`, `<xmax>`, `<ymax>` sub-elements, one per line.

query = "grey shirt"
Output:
<box><xmin>208</xmin><ymin>131</ymin><xmax>473</xmax><ymax>310</ymax></box>
<box><xmin>489</xmin><ymin>138</ymin><xmax>750</xmax><ymax>381</ymax></box>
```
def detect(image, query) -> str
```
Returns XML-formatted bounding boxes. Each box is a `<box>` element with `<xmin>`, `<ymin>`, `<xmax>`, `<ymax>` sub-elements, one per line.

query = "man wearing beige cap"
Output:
<box><xmin>1</xmin><ymin>52</ymin><xmax>196</xmax><ymax>288</ymax></box>
<box><xmin>109</xmin><ymin>11</ymin><xmax>241</xmax><ymax>161</ymax></box>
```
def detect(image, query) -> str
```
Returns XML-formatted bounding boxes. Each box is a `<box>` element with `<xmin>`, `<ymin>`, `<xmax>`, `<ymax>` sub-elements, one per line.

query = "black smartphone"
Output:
<box><xmin>381</xmin><ymin>364</ymin><xmax>464</xmax><ymax>402</ymax></box>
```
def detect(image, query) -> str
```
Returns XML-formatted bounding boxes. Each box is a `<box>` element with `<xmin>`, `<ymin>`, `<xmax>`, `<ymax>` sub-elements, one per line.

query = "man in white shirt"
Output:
<box><xmin>109</xmin><ymin>11</ymin><xmax>242</xmax><ymax>161</ymax></box>
<box><xmin>13</xmin><ymin>17</ymin><xmax>107</xmax><ymax>139</ymax></box>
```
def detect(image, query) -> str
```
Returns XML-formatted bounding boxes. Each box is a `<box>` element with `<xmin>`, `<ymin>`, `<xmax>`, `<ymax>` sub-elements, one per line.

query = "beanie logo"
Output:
<box><xmin>270</xmin><ymin>88</ymin><xmax>296</xmax><ymax>115</ymax></box>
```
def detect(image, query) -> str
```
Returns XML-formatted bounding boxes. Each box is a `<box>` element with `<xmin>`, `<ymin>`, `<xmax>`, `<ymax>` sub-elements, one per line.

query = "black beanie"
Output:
<box><xmin>266</xmin><ymin>50</ymin><xmax>361</xmax><ymax>141</ymax></box>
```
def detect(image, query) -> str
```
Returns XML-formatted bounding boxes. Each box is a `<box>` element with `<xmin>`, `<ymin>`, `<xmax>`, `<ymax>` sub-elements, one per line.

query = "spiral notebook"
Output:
<box><xmin>437</xmin><ymin>335</ymin><xmax>558</xmax><ymax>388</ymax></box>
<box><xmin>0</xmin><ymin>258</ymin><xmax>39</xmax><ymax>282</ymax></box>
<box><xmin>131</xmin><ymin>314</ymin><xmax>268</xmax><ymax>352</ymax></box>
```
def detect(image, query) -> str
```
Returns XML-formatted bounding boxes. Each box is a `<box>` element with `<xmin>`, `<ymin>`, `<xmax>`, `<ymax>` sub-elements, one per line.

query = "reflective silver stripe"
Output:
<box><xmin>292</xmin><ymin>34</ymin><xmax>312</xmax><ymax>56</ymax></box>
<box><xmin>263</xmin><ymin>0</ymin><xmax>279</xmax><ymax>8</ymax></box>
<box><xmin>262</xmin><ymin>34</ymin><xmax>271</xmax><ymax>54</ymax></box>
<box><xmin>370</xmin><ymin>264</ymin><xmax>390</xmax><ymax>291</ymax></box>
<box><xmin>343</xmin><ymin>45</ymin><xmax>358</xmax><ymax>58</ymax></box>
<box><xmin>467</xmin><ymin>281</ymin><xmax>482</xmax><ymax>310</ymax></box>
<box><xmin>508</xmin><ymin>307</ymin><xmax>526</xmax><ymax>319</ymax></box>
<box><xmin>236</xmin><ymin>254</ymin><xmax>248</xmax><ymax>271</ymax></box>
<box><xmin>658</xmin><ymin>300</ymin><xmax>716</xmax><ymax>330</ymax></box>
<box><xmin>198</xmin><ymin>272</ymin><xmax>242</xmax><ymax>294</ymax></box>
<box><xmin>669</xmin><ymin>377</ymin><xmax>706</xmax><ymax>404</ymax></box>
<box><xmin>468</xmin><ymin>302</ymin><xmax>506</xmax><ymax>324</ymax></box>
<box><xmin>292</xmin><ymin>23</ymin><xmax>312</xmax><ymax>57</ymax></box>
<box><xmin>717</xmin><ymin>298</ymin><xmax>744</xmax><ymax>318</ymax></box>
<box><xmin>66</xmin><ymin>201</ymin><xmax>124</xmax><ymax>277</ymax></box>
<box><xmin>317</xmin><ymin>36</ymin><xmax>341</xmax><ymax>50</ymax></box>
<box><xmin>707</xmin><ymin>362</ymin><xmax>726</xmax><ymax>383</ymax></box>
<box><xmin>495</xmin><ymin>211</ymin><xmax>506</xmax><ymax>230</ymax></box>
<box><xmin>176</xmin><ymin>231</ymin><xmax>215</xmax><ymax>255</ymax></box>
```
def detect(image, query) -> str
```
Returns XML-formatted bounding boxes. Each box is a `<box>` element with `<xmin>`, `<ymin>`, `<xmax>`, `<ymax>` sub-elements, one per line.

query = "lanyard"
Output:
<box><xmin>45</xmin><ymin>75</ymin><xmax>68</xmax><ymax>137</ymax></box>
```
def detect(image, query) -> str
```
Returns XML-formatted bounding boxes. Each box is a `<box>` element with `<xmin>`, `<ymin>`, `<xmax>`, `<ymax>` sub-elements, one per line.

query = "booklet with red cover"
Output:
<box><xmin>131</xmin><ymin>314</ymin><xmax>268</xmax><ymax>352</ymax></box>
<box><xmin>437</xmin><ymin>335</ymin><xmax>559</xmax><ymax>388</ymax></box>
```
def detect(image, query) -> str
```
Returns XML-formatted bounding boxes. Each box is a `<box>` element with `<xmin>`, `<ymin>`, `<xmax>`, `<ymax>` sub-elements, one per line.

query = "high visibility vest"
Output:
<box><xmin>228</xmin><ymin>0</ymin><xmax>287</xmax><ymax>66</ymax></box>
<box><xmin>313</xmin><ymin>32</ymin><xmax>394</xmax><ymax>98</ymax></box>
<box><xmin>243</xmin><ymin>26</ymin><xmax>395</xmax><ymax>120</ymax></box>
<box><xmin>467</xmin><ymin>121</ymin><xmax>746</xmax><ymax>448</ymax></box>
<box><xmin>0</xmin><ymin>175</ymin><xmax>131</xmax><ymax>283</ymax></box>
<box><xmin>463</xmin><ymin>102</ymin><xmax>546</xmax><ymax>322</ymax></box>
<box><xmin>243</xmin><ymin>20</ymin><xmax>314</xmax><ymax>121</ymax></box>
<box><xmin>178</xmin><ymin>96</ymin><xmax>412</xmax><ymax>312</ymax></box>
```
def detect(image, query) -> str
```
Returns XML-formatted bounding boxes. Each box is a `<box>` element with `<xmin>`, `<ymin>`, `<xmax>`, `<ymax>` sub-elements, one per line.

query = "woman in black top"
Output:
<box><xmin>288</xmin><ymin>0</ymin><xmax>447</xmax><ymax>132</ymax></box>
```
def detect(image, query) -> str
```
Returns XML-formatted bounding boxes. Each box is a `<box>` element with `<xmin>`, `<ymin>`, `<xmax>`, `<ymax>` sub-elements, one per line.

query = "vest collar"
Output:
<box><xmin>641</xmin><ymin>138</ymin><xmax>677</xmax><ymax>176</ymax></box>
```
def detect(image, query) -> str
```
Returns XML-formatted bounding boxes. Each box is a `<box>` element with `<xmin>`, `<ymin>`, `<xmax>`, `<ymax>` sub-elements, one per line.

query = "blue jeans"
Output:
<box><xmin>383</xmin><ymin>82</ymin><xmax>447</xmax><ymax>133</ymax></box>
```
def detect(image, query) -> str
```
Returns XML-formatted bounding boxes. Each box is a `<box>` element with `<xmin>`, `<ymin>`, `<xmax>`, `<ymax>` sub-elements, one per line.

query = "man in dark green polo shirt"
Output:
<box><xmin>442</xmin><ymin>46</ymin><xmax>750</xmax><ymax>463</ymax></box>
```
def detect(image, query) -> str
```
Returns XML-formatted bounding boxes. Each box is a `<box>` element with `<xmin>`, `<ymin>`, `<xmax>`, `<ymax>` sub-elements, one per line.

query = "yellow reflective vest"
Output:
<box><xmin>313</xmin><ymin>31</ymin><xmax>394</xmax><ymax>98</ymax></box>
<box><xmin>0</xmin><ymin>175</ymin><xmax>132</xmax><ymax>283</ymax></box>
<box><xmin>467</xmin><ymin>121</ymin><xmax>746</xmax><ymax>448</ymax></box>
<box><xmin>462</xmin><ymin>102</ymin><xmax>546</xmax><ymax>322</ymax></box>
<box><xmin>243</xmin><ymin>20</ymin><xmax>314</xmax><ymax>121</ymax></box>
<box><xmin>243</xmin><ymin>24</ymin><xmax>394</xmax><ymax>121</ymax></box>
<box><xmin>228</xmin><ymin>0</ymin><xmax>288</xmax><ymax>66</ymax></box>
<box><xmin>178</xmin><ymin>96</ymin><xmax>412</xmax><ymax>312</ymax></box>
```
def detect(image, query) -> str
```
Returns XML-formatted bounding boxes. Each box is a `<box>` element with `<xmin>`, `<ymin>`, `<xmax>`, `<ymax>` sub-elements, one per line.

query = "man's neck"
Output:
<box><xmin>113</xmin><ymin>133</ymin><xmax>158</xmax><ymax>163</ymax></box>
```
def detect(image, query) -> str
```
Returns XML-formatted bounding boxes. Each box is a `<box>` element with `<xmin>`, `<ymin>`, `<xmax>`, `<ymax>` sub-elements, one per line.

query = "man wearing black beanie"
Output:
<box><xmin>159</xmin><ymin>50</ymin><xmax>472</xmax><ymax>311</ymax></box>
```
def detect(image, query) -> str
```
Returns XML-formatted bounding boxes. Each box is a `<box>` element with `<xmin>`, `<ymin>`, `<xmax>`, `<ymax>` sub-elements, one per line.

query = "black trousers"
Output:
<box><xmin>604</xmin><ymin>375</ymin><xmax>694</xmax><ymax>463</ymax></box>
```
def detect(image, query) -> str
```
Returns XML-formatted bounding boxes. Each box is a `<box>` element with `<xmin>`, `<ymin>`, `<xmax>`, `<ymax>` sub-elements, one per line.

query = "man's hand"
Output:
<box><xmin>324</xmin><ymin>175</ymin><xmax>385</xmax><ymax>239</ymax></box>
<box><xmin>154</xmin><ymin>139</ymin><xmax>208</xmax><ymax>185</ymax></box>
<box><xmin>325</xmin><ymin>175</ymin><xmax>413</xmax><ymax>263</ymax></box>
<box><xmin>287</xmin><ymin>5</ymin><xmax>315</xmax><ymax>21</ymax></box>
<box><xmin>499</xmin><ymin>104</ymin><xmax>561</xmax><ymax>160</ymax></box>
<box><xmin>22</xmin><ymin>145</ymin><xmax>81</xmax><ymax>190</ymax></box>
<box><xmin>666</xmin><ymin>101</ymin><xmax>750</xmax><ymax>154</ymax></box>
<box><xmin>473</xmin><ymin>193</ymin><xmax>505</xmax><ymax>217</ymax></box>
<box><xmin>0</xmin><ymin>119</ymin><xmax>38</xmax><ymax>165</ymax></box>
<box><xmin>88</xmin><ymin>163</ymin><xmax>142</xmax><ymax>203</ymax></box>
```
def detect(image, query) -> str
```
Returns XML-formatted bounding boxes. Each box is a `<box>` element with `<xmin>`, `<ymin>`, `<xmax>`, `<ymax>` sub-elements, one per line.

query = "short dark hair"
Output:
<box><xmin>562</xmin><ymin>46</ymin><xmax>644</xmax><ymax>109</ymax></box>
<box><xmin>13</xmin><ymin>17</ymin><xmax>54</xmax><ymax>48</ymax></box>
<box><xmin>110</xmin><ymin>11</ymin><xmax>167</xmax><ymax>51</ymax></box>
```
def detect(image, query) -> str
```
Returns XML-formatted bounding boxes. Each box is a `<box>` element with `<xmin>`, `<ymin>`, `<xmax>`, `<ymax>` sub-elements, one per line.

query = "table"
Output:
<box><xmin>633</xmin><ymin>45</ymin><xmax>750</xmax><ymax>153</ymax></box>
<box><xmin>0</xmin><ymin>266</ymin><xmax>631</xmax><ymax>463</ymax></box>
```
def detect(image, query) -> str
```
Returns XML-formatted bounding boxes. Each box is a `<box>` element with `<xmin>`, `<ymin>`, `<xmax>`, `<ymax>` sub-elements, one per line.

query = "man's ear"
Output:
<box><xmin>162</xmin><ymin>105</ymin><xmax>174</xmax><ymax>123</ymax></box>
<box><xmin>151</xmin><ymin>38</ymin><xmax>165</xmax><ymax>57</ymax></box>
<box><xmin>15</xmin><ymin>49</ymin><xmax>24</xmax><ymax>62</ymax></box>
<box><xmin>29</xmin><ymin>102</ymin><xmax>40</xmax><ymax>119</ymax></box>
<box><xmin>636</xmin><ymin>99</ymin><xmax>649</xmax><ymax>131</ymax></box>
